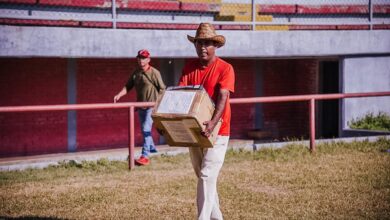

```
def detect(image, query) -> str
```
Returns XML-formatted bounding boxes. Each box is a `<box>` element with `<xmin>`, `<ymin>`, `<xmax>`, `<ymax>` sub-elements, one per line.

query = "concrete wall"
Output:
<box><xmin>262</xmin><ymin>59</ymin><xmax>318</xmax><ymax>139</ymax></box>
<box><xmin>1</xmin><ymin>25</ymin><xmax>390</xmax><ymax>156</ymax></box>
<box><xmin>0</xmin><ymin>58</ymin><xmax>68</xmax><ymax>156</ymax></box>
<box><xmin>1</xmin><ymin>25</ymin><xmax>389</xmax><ymax>58</ymax></box>
<box><xmin>0</xmin><ymin>56</ymin><xmax>319</xmax><ymax>156</ymax></box>
<box><xmin>342</xmin><ymin>56</ymin><xmax>390</xmax><ymax>129</ymax></box>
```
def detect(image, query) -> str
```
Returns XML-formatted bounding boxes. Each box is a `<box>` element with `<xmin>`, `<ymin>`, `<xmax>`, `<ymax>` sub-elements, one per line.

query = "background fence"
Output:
<box><xmin>1</xmin><ymin>91</ymin><xmax>389</xmax><ymax>169</ymax></box>
<box><xmin>0</xmin><ymin>0</ymin><xmax>389</xmax><ymax>30</ymax></box>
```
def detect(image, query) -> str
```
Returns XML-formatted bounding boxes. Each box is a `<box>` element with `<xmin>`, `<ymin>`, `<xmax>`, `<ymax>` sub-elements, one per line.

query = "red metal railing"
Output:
<box><xmin>1</xmin><ymin>91</ymin><xmax>389</xmax><ymax>170</ymax></box>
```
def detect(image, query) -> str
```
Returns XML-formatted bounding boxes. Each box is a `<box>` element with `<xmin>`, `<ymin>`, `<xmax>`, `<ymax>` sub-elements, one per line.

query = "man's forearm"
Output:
<box><xmin>201</xmin><ymin>89</ymin><xmax>229</xmax><ymax>137</ymax></box>
<box><xmin>118</xmin><ymin>87</ymin><xmax>127</xmax><ymax>96</ymax></box>
<box><xmin>114</xmin><ymin>87</ymin><xmax>128</xmax><ymax>102</ymax></box>
<box><xmin>212</xmin><ymin>89</ymin><xmax>229</xmax><ymax>124</ymax></box>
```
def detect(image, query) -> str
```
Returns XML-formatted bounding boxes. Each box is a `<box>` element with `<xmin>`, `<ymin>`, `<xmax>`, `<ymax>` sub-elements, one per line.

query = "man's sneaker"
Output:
<box><xmin>135</xmin><ymin>156</ymin><xmax>150</xmax><ymax>166</ymax></box>
<box><xmin>150</xmin><ymin>148</ymin><xmax>158</xmax><ymax>153</ymax></box>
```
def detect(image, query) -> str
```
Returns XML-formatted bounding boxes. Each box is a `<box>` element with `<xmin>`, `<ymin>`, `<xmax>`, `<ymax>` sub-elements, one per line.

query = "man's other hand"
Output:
<box><xmin>202</xmin><ymin>120</ymin><xmax>217</xmax><ymax>137</ymax></box>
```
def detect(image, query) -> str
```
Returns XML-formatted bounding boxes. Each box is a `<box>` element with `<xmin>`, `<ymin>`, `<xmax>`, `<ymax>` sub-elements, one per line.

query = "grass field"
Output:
<box><xmin>1</xmin><ymin>138</ymin><xmax>390</xmax><ymax>219</ymax></box>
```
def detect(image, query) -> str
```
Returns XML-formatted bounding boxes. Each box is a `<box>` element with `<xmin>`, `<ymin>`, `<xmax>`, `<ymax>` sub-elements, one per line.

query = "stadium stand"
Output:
<box><xmin>0</xmin><ymin>0</ymin><xmax>389</xmax><ymax>30</ymax></box>
<box><xmin>258</xmin><ymin>3</ymin><xmax>389</xmax><ymax>30</ymax></box>
<box><xmin>215</xmin><ymin>3</ymin><xmax>287</xmax><ymax>30</ymax></box>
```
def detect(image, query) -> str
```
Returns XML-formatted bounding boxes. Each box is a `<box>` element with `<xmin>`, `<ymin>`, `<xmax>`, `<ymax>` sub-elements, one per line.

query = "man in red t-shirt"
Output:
<box><xmin>179</xmin><ymin>23</ymin><xmax>235</xmax><ymax>220</ymax></box>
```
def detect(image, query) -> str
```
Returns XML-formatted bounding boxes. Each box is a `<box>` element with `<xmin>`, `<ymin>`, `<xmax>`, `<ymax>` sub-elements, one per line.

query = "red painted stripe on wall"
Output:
<box><xmin>297</xmin><ymin>5</ymin><xmax>368</xmax><ymax>14</ymax></box>
<box><xmin>0</xmin><ymin>0</ymin><xmax>36</xmax><ymax>4</ymax></box>
<box><xmin>39</xmin><ymin>0</ymin><xmax>108</xmax><ymax>8</ymax></box>
<box><xmin>259</xmin><ymin>4</ymin><xmax>297</xmax><ymax>14</ymax></box>
<box><xmin>374</xmin><ymin>24</ymin><xmax>390</xmax><ymax>29</ymax></box>
<box><xmin>289</xmin><ymin>25</ymin><xmax>337</xmax><ymax>30</ymax></box>
<box><xmin>374</xmin><ymin>5</ymin><xmax>390</xmax><ymax>14</ymax></box>
<box><xmin>220</xmin><ymin>24</ymin><xmax>251</xmax><ymax>30</ymax></box>
<box><xmin>0</xmin><ymin>18</ymin><xmax>79</xmax><ymax>26</ymax></box>
<box><xmin>117</xmin><ymin>22</ymin><xmax>198</xmax><ymax>30</ymax></box>
<box><xmin>81</xmin><ymin>21</ymin><xmax>113</xmax><ymax>28</ymax></box>
<box><xmin>336</xmin><ymin>25</ymin><xmax>370</xmax><ymax>30</ymax></box>
<box><xmin>180</xmin><ymin>2</ymin><xmax>220</xmax><ymax>12</ymax></box>
<box><xmin>118</xmin><ymin>0</ymin><xmax>180</xmax><ymax>11</ymax></box>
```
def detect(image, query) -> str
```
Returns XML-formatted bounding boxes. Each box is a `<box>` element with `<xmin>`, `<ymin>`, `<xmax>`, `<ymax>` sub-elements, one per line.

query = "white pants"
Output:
<box><xmin>189</xmin><ymin>136</ymin><xmax>229</xmax><ymax>220</ymax></box>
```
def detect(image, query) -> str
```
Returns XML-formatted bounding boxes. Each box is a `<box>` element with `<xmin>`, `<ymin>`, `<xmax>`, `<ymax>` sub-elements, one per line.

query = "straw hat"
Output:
<box><xmin>187</xmin><ymin>23</ymin><xmax>225</xmax><ymax>48</ymax></box>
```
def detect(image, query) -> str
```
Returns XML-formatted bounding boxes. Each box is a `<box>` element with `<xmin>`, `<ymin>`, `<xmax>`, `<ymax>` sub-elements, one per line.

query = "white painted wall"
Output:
<box><xmin>342</xmin><ymin>56</ymin><xmax>390</xmax><ymax>129</ymax></box>
<box><xmin>0</xmin><ymin>26</ymin><xmax>389</xmax><ymax>58</ymax></box>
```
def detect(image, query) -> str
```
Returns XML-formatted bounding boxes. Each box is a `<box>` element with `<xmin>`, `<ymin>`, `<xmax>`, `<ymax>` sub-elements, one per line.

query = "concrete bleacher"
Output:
<box><xmin>0</xmin><ymin>1</ymin><xmax>389</xmax><ymax>30</ymax></box>
<box><xmin>0</xmin><ymin>0</ymin><xmax>220</xmax><ymax>29</ymax></box>
<box><xmin>215</xmin><ymin>3</ymin><xmax>288</xmax><ymax>31</ymax></box>
<box><xmin>4</xmin><ymin>0</ymin><xmax>220</xmax><ymax>12</ymax></box>
<box><xmin>259</xmin><ymin>4</ymin><xmax>390</xmax><ymax>14</ymax></box>
<box><xmin>259</xmin><ymin>4</ymin><xmax>390</xmax><ymax>30</ymax></box>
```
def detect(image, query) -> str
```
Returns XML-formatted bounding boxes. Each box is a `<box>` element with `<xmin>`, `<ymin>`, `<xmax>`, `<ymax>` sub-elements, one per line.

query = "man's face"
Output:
<box><xmin>195</xmin><ymin>39</ymin><xmax>216</xmax><ymax>63</ymax></box>
<box><xmin>137</xmin><ymin>57</ymin><xmax>150</xmax><ymax>68</ymax></box>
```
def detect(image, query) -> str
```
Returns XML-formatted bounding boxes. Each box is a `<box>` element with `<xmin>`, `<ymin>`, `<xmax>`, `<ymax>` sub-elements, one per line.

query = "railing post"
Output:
<box><xmin>112</xmin><ymin>0</ymin><xmax>117</xmax><ymax>29</ymax></box>
<box><xmin>309</xmin><ymin>99</ymin><xmax>316</xmax><ymax>153</ymax></box>
<box><xmin>369</xmin><ymin>0</ymin><xmax>373</xmax><ymax>30</ymax></box>
<box><xmin>251</xmin><ymin>0</ymin><xmax>256</xmax><ymax>31</ymax></box>
<box><xmin>128</xmin><ymin>105</ymin><xmax>135</xmax><ymax>170</ymax></box>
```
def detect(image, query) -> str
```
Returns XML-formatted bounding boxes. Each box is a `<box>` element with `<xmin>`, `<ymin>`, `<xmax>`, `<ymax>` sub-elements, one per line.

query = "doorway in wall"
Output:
<box><xmin>318</xmin><ymin>60</ymin><xmax>340</xmax><ymax>138</ymax></box>
<box><xmin>159</xmin><ymin>58</ymin><xmax>184</xmax><ymax>87</ymax></box>
<box><xmin>157</xmin><ymin>58</ymin><xmax>185</xmax><ymax>144</ymax></box>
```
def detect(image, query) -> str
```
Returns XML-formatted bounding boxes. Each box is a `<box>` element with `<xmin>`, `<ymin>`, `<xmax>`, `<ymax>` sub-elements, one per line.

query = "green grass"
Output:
<box><xmin>348</xmin><ymin>112</ymin><xmax>390</xmax><ymax>131</ymax></box>
<box><xmin>1</xmin><ymin>138</ymin><xmax>390</xmax><ymax>219</ymax></box>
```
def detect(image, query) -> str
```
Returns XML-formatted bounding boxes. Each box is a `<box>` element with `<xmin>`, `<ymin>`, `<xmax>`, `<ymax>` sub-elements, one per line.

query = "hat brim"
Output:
<box><xmin>187</xmin><ymin>35</ymin><xmax>225</xmax><ymax>48</ymax></box>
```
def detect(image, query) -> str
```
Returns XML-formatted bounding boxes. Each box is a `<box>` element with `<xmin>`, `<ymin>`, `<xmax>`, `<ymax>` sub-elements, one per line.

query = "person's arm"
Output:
<box><xmin>113</xmin><ymin>87</ymin><xmax>127</xmax><ymax>103</ymax></box>
<box><xmin>155</xmin><ymin>70</ymin><xmax>166</xmax><ymax>92</ymax></box>
<box><xmin>202</xmin><ymin>88</ymin><xmax>230</xmax><ymax>137</ymax></box>
<box><xmin>114</xmin><ymin>73</ymin><xmax>134</xmax><ymax>103</ymax></box>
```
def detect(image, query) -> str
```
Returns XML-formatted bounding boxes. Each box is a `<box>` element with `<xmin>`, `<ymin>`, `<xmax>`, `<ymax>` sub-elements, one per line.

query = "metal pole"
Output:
<box><xmin>369</xmin><ymin>0</ymin><xmax>373</xmax><ymax>30</ymax></box>
<box><xmin>112</xmin><ymin>0</ymin><xmax>117</xmax><ymax>29</ymax></box>
<box><xmin>252</xmin><ymin>0</ymin><xmax>256</xmax><ymax>31</ymax></box>
<box><xmin>309</xmin><ymin>99</ymin><xmax>316</xmax><ymax>152</ymax></box>
<box><xmin>128</xmin><ymin>106</ymin><xmax>135</xmax><ymax>170</ymax></box>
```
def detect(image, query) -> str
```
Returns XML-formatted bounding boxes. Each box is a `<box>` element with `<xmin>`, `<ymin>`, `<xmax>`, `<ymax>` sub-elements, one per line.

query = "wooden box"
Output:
<box><xmin>151</xmin><ymin>86</ymin><xmax>221</xmax><ymax>148</ymax></box>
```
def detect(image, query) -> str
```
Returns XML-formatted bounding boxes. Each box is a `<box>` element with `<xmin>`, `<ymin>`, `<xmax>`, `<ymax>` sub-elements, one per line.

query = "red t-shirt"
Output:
<box><xmin>179</xmin><ymin>57</ymin><xmax>235</xmax><ymax>135</ymax></box>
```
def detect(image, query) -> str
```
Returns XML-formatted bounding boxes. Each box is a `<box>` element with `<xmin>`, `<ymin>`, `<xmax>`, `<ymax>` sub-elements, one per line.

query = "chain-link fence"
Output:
<box><xmin>0</xmin><ymin>0</ymin><xmax>389</xmax><ymax>30</ymax></box>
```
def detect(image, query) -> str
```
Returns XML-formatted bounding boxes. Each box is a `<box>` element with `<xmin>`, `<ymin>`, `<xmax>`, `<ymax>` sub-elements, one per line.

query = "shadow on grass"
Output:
<box><xmin>0</xmin><ymin>216</ymin><xmax>70</xmax><ymax>220</ymax></box>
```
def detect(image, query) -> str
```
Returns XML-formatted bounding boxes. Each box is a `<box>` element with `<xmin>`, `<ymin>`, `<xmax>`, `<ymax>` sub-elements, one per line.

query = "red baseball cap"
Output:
<box><xmin>137</xmin><ymin>49</ymin><xmax>150</xmax><ymax>58</ymax></box>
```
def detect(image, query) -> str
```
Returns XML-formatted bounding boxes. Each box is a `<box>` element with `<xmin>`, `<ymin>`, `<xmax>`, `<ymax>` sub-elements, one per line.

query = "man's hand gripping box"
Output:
<box><xmin>151</xmin><ymin>86</ymin><xmax>221</xmax><ymax>148</ymax></box>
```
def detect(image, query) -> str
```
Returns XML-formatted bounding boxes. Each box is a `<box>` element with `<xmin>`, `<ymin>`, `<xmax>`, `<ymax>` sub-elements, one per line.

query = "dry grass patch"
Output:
<box><xmin>1</xmin><ymin>138</ymin><xmax>389</xmax><ymax>219</ymax></box>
